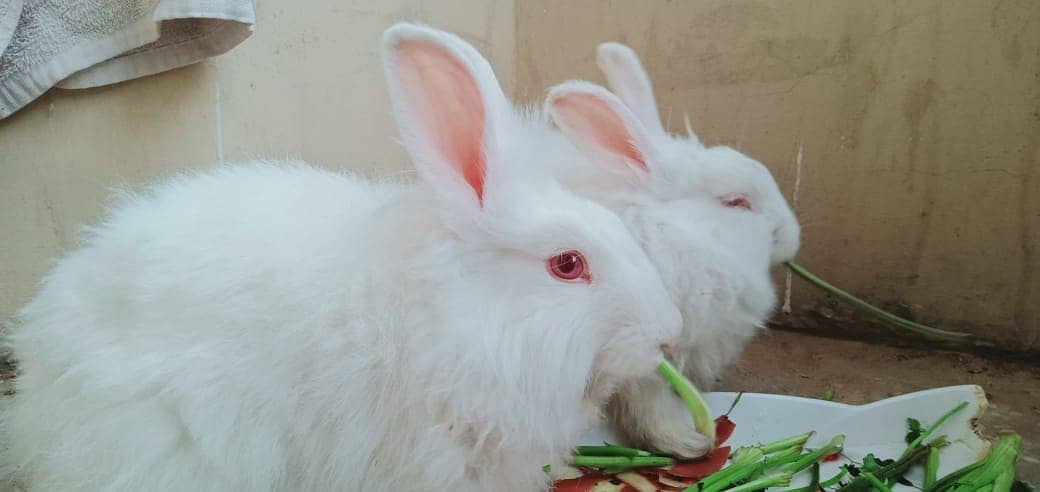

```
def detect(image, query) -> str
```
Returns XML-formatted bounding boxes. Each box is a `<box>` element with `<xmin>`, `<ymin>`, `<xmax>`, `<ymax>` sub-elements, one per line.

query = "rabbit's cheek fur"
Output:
<box><xmin>622</xmin><ymin>201</ymin><xmax>777</xmax><ymax>388</ymax></box>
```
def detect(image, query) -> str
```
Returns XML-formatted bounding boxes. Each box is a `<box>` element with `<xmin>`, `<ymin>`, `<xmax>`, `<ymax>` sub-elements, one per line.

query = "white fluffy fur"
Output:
<box><xmin>0</xmin><ymin>25</ymin><xmax>684</xmax><ymax>491</ymax></box>
<box><xmin>544</xmin><ymin>43</ymin><xmax>800</xmax><ymax>458</ymax></box>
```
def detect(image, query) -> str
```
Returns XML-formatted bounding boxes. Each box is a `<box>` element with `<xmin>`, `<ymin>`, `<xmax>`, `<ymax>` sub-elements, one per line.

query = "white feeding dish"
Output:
<box><xmin>576</xmin><ymin>385</ymin><xmax>989</xmax><ymax>490</ymax></box>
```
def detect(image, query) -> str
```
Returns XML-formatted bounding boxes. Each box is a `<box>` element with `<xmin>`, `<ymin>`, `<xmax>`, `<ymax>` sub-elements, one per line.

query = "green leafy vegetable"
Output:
<box><xmin>906</xmin><ymin>417</ymin><xmax>924</xmax><ymax>444</ymax></box>
<box><xmin>902</xmin><ymin>402</ymin><xmax>968</xmax><ymax>459</ymax></box>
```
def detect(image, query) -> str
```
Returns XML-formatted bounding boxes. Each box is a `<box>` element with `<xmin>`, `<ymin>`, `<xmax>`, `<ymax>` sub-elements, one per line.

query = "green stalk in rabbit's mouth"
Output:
<box><xmin>657</xmin><ymin>359</ymin><xmax>716</xmax><ymax>442</ymax></box>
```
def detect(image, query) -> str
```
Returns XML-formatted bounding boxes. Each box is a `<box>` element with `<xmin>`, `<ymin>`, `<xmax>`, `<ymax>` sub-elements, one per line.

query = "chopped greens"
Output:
<box><xmin>550</xmin><ymin>373</ymin><xmax>1025</xmax><ymax>492</ymax></box>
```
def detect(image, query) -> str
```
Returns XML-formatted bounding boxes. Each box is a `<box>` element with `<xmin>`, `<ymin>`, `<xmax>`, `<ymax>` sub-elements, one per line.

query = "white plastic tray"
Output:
<box><xmin>576</xmin><ymin>385</ymin><xmax>989</xmax><ymax>490</ymax></box>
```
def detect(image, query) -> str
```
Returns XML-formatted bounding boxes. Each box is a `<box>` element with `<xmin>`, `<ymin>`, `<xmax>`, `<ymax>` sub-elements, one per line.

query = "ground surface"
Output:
<box><xmin>1</xmin><ymin>330</ymin><xmax>1037</xmax><ymax>486</ymax></box>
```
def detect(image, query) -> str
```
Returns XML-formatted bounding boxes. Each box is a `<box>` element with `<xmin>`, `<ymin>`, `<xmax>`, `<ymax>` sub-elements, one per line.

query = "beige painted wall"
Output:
<box><xmin>515</xmin><ymin>0</ymin><xmax>1039</xmax><ymax>353</ymax></box>
<box><xmin>0</xmin><ymin>1</ymin><xmax>514</xmax><ymax>326</ymax></box>
<box><xmin>2</xmin><ymin>1</ymin><xmax>1038</xmax><ymax>354</ymax></box>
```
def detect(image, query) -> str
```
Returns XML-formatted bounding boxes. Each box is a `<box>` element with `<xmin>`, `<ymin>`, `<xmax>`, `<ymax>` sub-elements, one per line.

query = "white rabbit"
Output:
<box><xmin>0</xmin><ymin>24</ymin><xmax>684</xmax><ymax>492</ymax></box>
<box><xmin>541</xmin><ymin>43</ymin><xmax>800</xmax><ymax>458</ymax></box>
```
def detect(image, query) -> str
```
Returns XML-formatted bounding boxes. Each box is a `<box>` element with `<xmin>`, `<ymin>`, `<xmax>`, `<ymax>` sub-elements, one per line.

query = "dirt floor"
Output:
<box><xmin>719</xmin><ymin>330</ymin><xmax>1040</xmax><ymax>484</ymax></box>
<box><xmin>1</xmin><ymin>330</ymin><xmax>1037</xmax><ymax>486</ymax></box>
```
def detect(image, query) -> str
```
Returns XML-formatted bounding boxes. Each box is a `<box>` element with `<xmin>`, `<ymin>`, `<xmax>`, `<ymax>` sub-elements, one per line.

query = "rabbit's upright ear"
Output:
<box><xmin>596</xmin><ymin>43</ymin><xmax>666</xmax><ymax>137</ymax></box>
<box><xmin>547</xmin><ymin>81</ymin><xmax>657</xmax><ymax>175</ymax></box>
<box><xmin>382</xmin><ymin>23</ymin><xmax>511</xmax><ymax>212</ymax></box>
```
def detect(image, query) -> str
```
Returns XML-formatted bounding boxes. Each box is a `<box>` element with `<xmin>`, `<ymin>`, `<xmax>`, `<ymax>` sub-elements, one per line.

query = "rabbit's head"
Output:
<box><xmin>549</xmin><ymin>42</ymin><xmax>800</xmax><ymax>266</ymax></box>
<box><xmin>382</xmin><ymin>24</ymin><xmax>683</xmax><ymax>409</ymax></box>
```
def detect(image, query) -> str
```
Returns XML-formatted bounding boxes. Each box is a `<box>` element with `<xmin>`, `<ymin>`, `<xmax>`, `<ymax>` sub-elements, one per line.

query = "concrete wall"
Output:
<box><xmin>515</xmin><ymin>0</ymin><xmax>1040</xmax><ymax>354</ymax></box>
<box><xmin>2</xmin><ymin>1</ymin><xmax>1038</xmax><ymax>354</ymax></box>
<box><xmin>0</xmin><ymin>1</ymin><xmax>514</xmax><ymax>325</ymax></box>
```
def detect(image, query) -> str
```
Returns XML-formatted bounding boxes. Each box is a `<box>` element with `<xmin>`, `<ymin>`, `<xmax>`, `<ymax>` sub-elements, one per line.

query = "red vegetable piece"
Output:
<box><xmin>550</xmin><ymin>474</ymin><xmax>607</xmax><ymax>492</ymax></box>
<box><xmin>714</xmin><ymin>415</ymin><xmax>736</xmax><ymax>445</ymax></box>
<box><xmin>656</xmin><ymin>471</ymin><xmax>696</xmax><ymax>489</ymax></box>
<box><xmin>822</xmin><ymin>452</ymin><xmax>841</xmax><ymax>462</ymax></box>
<box><xmin>666</xmin><ymin>446</ymin><xmax>731</xmax><ymax>479</ymax></box>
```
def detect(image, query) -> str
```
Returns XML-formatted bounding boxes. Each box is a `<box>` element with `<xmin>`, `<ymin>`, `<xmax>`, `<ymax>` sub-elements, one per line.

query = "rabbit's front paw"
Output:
<box><xmin>640</xmin><ymin>413</ymin><xmax>714</xmax><ymax>459</ymax></box>
<box><xmin>612</xmin><ymin>381</ymin><xmax>715</xmax><ymax>460</ymax></box>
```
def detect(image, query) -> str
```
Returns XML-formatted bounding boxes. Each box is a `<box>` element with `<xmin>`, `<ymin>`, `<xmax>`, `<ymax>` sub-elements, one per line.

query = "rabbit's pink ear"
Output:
<box><xmin>384</xmin><ymin>24</ymin><xmax>499</xmax><ymax>206</ymax></box>
<box><xmin>547</xmin><ymin>81</ymin><xmax>654</xmax><ymax>173</ymax></box>
<box><xmin>596</xmin><ymin>43</ymin><xmax>666</xmax><ymax>137</ymax></box>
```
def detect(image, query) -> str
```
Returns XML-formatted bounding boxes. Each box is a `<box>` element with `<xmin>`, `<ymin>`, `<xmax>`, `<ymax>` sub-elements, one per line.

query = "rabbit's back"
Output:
<box><xmin>3</xmin><ymin>161</ymin><xmax>409</xmax><ymax>491</ymax></box>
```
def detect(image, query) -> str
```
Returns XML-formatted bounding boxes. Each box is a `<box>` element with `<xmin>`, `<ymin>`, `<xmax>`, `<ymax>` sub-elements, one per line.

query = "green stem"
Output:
<box><xmin>570</xmin><ymin>455</ymin><xmax>675</xmax><ymax>469</ymax></box>
<box><xmin>838</xmin><ymin>444</ymin><xmax>933</xmax><ymax>492</ymax></box>
<box><xmin>902</xmin><ymin>402</ymin><xmax>968</xmax><ymax>459</ymax></box>
<box><xmin>725</xmin><ymin>392</ymin><xmax>745</xmax><ymax>416</ymax></box>
<box><xmin>948</xmin><ymin>434</ymin><xmax>1021</xmax><ymax>492</ymax></box>
<box><xmin>821</xmin><ymin>467</ymin><xmax>851</xmax><ymax>488</ymax></box>
<box><xmin>923</xmin><ymin>460</ymin><xmax>987</xmax><ymax>492</ymax></box>
<box><xmin>787</xmin><ymin>435</ymin><xmax>845</xmax><ymax>474</ymax></box>
<box><xmin>693</xmin><ymin>448</ymin><xmax>764</xmax><ymax>492</ymax></box>
<box><xmin>785</xmin><ymin>261</ymin><xmax>973</xmax><ymax>343</ymax></box>
<box><xmin>862</xmin><ymin>472</ymin><xmax>893</xmax><ymax>492</ymax></box>
<box><xmin>779</xmin><ymin>467</ymin><xmax>849</xmax><ymax>492</ymax></box>
<box><xmin>808</xmin><ymin>462</ymin><xmax>821</xmax><ymax>490</ymax></box>
<box><xmin>761</xmin><ymin>431</ymin><xmax>816</xmax><ymax>454</ymax></box>
<box><xmin>925</xmin><ymin>446</ymin><xmax>941</xmax><ymax>488</ymax></box>
<box><xmin>699</xmin><ymin>463</ymin><xmax>761</xmax><ymax>492</ymax></box>
<box><xmin>992</xmin><ymin>466</ymin><xmax>1016</xmax><ymax>492</ymax></box>
<box><xmin>759</xmin><ymin>448</ymin><xmax>806</xmax><ymax>471</ymax></box>
<box><xmin>658</xmin><ymin>359</ymin><xmax>716</xmax><ymax>441</ymax></box>
<box><xmin>574</xmin><ymin>445</ymin><xmax>653</xmax><ymax>457</ymax></box>
<box><xmin>723</xmin><ymin>471</ymin><xmax>793</xmax><ymax>492</ymax></box>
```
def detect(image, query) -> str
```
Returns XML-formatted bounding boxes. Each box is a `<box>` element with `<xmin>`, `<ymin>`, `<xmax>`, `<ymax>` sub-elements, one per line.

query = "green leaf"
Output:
<box><xmin>906</xmin><ymin>417</ymin><xmax>924</xmax><ymax>444</ymax></box>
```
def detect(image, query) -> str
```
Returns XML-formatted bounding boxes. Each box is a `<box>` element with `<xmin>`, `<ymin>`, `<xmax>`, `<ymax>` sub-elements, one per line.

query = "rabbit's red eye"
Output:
<box><xmin>722</xmin><ymin>194</ymin><xmax>752</xmax><ymax>210</ymax></box>
<box><xmin>547</xmin><ymin>250</ymin><xmax>590</xmax><ymax>283</ymax></box>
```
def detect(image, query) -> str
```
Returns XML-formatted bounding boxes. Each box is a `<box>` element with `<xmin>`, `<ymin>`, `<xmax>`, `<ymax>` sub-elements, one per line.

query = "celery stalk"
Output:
<box><xmin>724</xmin><ymin>471</ymin><xmax>793</xmax><ymax>492</ymax></box>
<box><xmin>571</xmin><ymin>455</ymin><xmax>675</xmax><ymax>469</ymax></box>
<box><xmin>760</xmin><ymin>431</ymin><xmax>815</xmax><ymax>454</ymax></box>
<box><xmin>925</xmin><ymin>445</ymin><xmax>940</xmax><ymax>488</ymax></box>
<box><xmin>992</xmin><ymin>466</ymin><xmax>1016</xmax><ymax>492</ymax></box>
<box><xmin>863</xmin><ymin>472</ymin><xmax>893</xmax><ymax>492</ymax></box>
<box><xmin>658</xmin><ymin>359</ymin><xmax>716</xmax><ymax>441</ymax></box>
<box><xmin>787</xmin><ymin>435</ymin><xmax>845</xmax><ymax>474</ymax></box>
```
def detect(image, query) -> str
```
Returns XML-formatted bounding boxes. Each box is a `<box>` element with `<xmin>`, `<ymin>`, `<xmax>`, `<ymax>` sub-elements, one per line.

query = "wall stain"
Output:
<box><xmin>990</xmin><ymin>0</ymin><xmax>1039</xmax><ymax>71</ymax></box>
<box><xmin>902</xmin><ymin>79</ymin><xmax>938</xmax><ymax>192</ymax></box>
<box><xmin>1014</xmin><ymin>102</ymin><xmax>1039</xmax><ymax>350</ymax></box>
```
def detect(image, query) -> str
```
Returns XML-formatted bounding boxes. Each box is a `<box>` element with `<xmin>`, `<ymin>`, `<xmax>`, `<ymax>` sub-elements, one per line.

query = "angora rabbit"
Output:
<box><xmin>0</xmin><ymin>24</ymin><xmax>683</xmax><ymax>492</ymax></box>
<box><xmin>542</xmin><ymin>43</ymin><xmax>799</xmax><ymax>458</ymax></box>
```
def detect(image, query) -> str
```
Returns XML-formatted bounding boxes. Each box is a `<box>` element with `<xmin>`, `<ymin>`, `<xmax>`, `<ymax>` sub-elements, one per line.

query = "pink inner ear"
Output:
<box><xmin>552</xmin><ymin>92</ymin><xmax>647</xmax><ymax>171</ymax></box>
<box><xmin>396</xmin><ymin>40</ymin><xmax>487</xmax><ymax>203</ymax></box>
